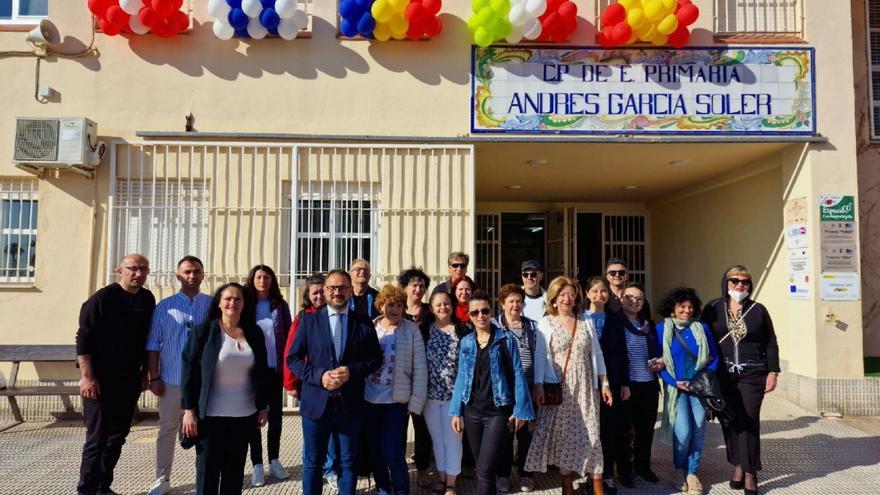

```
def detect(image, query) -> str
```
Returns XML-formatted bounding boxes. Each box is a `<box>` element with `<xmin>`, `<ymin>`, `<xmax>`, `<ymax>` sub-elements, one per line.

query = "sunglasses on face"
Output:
<box><xmin>450</xmin><ymin>263</ymin><xmax>467</xmax><ymax>269</ymax></box>
<box><xmin>468</xmin><ymin>308</ymin><xmax>492</xmax><ymax>317</ymax></box>
<box><xmin>521</xmin><ymin>271</ymin><xmax>538</xmax><ymax>279</ymax></box>
<box><xmin>729</xmin><ymin>278</ymin><xmax>752</xmax><ymax>286</ymax></box>
<box><xmin>607</xmin><ymin>270</ymin><xmax>626</xmax><ymax>277</ymax></box>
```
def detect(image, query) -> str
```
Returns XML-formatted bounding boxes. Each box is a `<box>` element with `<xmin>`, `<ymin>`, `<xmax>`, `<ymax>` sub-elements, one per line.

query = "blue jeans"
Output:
<box><xmin>324</xmin><ymin>433</ymin><xmax>341</xmax><ymax>478</ymax></box>
<box><xmin>673</xmin><ymin>392</ymin><xmax>707</xmax><ymax>474</ymax></box>
<box><xmin>301</xmin><ymin>400</ymin><xmax>362</xmax><ymax>495</ymax></box>
<box><xmin>366</xmin><ymin>402</ymin><xmax>410</xmax><ymax>495</ymax></box>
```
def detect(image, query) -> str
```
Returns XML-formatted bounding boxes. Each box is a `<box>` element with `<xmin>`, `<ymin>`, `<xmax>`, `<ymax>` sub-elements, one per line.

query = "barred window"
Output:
<box><xmin>0</xmin><ymin>0</ymin><xmax>48</xmax><ymax>24</ymax></box>
<box><xmin>113</xmin><ymin>179</ymin><xmax>210</xmax><ymax>287</ymax></box>
<box><xmin>714</xmin><ymin>0</ymin><xmax>803</xmax><ymax>37</ymax></box>
<box><xmin>869</xmin><ymin>0</ymin><xmax>880</xmax><ymax>139</ymax></box>
<box><xmin>0</xmin><ymin>179</ymin><xmax>38</xmax><ymax>284</ymax></box>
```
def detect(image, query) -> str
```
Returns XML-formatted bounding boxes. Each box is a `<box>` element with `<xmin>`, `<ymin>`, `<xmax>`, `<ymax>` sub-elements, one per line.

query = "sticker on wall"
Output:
<box><xmin>209</xmin><ymin>0</ymin><xmax>308</xmax><ymax>40</ymax></box>
<box><xmin>597</xmin><ymin>0</ymin><xmax>699</xmax><ymax>49</ymax></box>
<box><xmin>339</xmin><ymin>0</ymin><xmax>442</xmax><ymax>41</ymax></box>
<box><xmin>468</xmin><ymin>0</ymin><xmax>578</xmax><ymax>47</ymax></box>
<box><xmin>88</xmin><ymin>0</ymin><xmax>190</xmax><ymax>37</ymax></box>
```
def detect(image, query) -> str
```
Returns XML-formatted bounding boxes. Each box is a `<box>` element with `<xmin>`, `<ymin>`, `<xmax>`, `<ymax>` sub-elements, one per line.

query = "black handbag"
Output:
<box><xmin>673</xmin><ymin>328</ymin><xmax>736</xmax><ymax>427</ymax></box>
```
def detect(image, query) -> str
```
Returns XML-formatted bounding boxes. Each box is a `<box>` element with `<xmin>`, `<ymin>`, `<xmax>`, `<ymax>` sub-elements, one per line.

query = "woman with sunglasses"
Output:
<box><xmin>701</xmin><ymin>266</ymin><xmax>780</xmax><ymax>495</ymax></box>
<box><xmin>450</xmin><ymin>291</ymin><xmax>534</xmax><ymax>495</ymax></box>
<box><xmin>526</xmin><ymin>276</ymin><xmax>613</xmax><ymax>495</ymax></box>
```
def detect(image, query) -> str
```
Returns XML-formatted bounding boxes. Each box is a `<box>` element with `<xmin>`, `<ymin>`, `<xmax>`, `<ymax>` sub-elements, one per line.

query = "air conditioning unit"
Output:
<box><xmin>13</xmin><ymin>117</ymin><xmax>103</xmax><ymax>176</ymax></box>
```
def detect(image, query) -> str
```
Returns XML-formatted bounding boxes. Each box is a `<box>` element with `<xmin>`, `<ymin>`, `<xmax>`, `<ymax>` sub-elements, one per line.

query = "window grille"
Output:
<box><xmin>0</xmin><ymin>179</ymin><xmax>39</xmax><ymax>284</ymax></box>
<box><xmin>475</xmin><ymin>213</ymin><xmax>501</xmax><ymax>302</ymax></box>
<box><xmin>603</xmin><ymin>214</ymin><xmax>647</xmax><ymax>286</ymax></box>
<box><xmin>714</xmin><ymin>0</ymin><xmax>803</xmax><ymax>37</ymax></box>
<box><xmin>868</xmin><ymin>0</ymin><xmax>880</xmax><ymax>139</ymax></box>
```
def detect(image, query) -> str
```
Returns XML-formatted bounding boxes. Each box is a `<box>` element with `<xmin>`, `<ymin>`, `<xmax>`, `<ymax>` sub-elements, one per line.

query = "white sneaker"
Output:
<box><xmin>269</xmin><ymin>459</ymin><xmax>289</xmax><ymax>479</ymax></box>
<box><xmin>520</xmin><ymin>476</ymin><xmax>535</xmax><ymax>492</ymax></box>
<box><xmin>147</xmin><ymin>478</ymin><xmax>170</xmax><ymax>495</ymax></box>
<box><xmin>251</xmin><ymin>464</ymin><xmax>266</xmax><ymax>487</ymax></box>
<box><xmin>496</xmin><ymin>476</ymin><xmax>510</xmax><ymax>494</ymax></box>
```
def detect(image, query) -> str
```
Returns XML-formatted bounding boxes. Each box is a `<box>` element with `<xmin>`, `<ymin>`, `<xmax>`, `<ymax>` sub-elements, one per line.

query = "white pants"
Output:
<box><xmin>423</xmin><ymin>399</ymin><xmax>462</xmax><ymax>476</ymax></box>
<box><xmin>155</xmin><ymin>384</ymin><xmax>183</xmax><ymax>481</ymax></box>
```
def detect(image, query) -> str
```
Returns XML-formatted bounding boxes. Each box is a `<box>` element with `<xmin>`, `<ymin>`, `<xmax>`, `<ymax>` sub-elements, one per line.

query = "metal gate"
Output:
<box><xmin>107</xmin><ymin>141</ymin><xmax>474</xmax><ymax>301</ymax></box>
<box><xmin>475</xmin><ymin>213</ymin><xmax>501</xmax><ymax>301</ymax></box>
<box><xmin>602</xmin><ymin>213</ymin><xmax>648</xmax><ymax>285</ymax></box>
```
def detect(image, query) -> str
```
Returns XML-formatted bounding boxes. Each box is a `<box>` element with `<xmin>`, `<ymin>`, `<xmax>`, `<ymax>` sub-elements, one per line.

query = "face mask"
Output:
<box><xmin>728</xmin><ymin>290</ymin><xmax>749</xmax><ymax>302</ymax></box>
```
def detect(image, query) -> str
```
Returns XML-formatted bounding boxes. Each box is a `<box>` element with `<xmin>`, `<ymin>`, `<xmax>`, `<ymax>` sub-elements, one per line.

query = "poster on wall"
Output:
<box><xmin>471</xmin><ymin>46</ymin><xmax>816</xmax><ymax>135</ymax></box>
<box><xmin>785</xmin><ymin>197</ymin><xmax>810</xmax><ymax>300</ymax></box>
<box><xmin>818</xmin><ymin>195</ymin><xmax>860</xmax><ymax>300</ymax></box>
<box><xmin>819</xmin><ymin>272</ymin><xmax>860</xmax><ymax>301</ymax></box>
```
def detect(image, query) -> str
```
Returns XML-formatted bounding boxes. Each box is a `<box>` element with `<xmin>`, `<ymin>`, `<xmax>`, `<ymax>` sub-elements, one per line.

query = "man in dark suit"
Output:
<box><xmin>287</xmin><ymin>268</ymin><xmax>382</xmax><ymax>495</ymax></box>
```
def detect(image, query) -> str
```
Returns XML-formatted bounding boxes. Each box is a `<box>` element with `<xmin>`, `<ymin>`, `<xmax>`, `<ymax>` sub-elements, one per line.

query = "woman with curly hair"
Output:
<box><xmin>656</xmin><ymin>287</ymin><xmax>719</xmax><ymax>495</ymax></box>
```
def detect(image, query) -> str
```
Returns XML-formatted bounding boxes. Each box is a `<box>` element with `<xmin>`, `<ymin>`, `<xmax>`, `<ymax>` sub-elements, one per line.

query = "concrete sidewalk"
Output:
<box><xmin>1</xmin><ymin>394</ymin><xmax>878</xmax><ymax>494</ymax></box>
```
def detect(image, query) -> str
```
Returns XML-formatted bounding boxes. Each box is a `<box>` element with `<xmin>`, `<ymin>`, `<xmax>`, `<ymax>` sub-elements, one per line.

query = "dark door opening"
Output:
<box><xmin>577</xmin><ymin>213</ymin><xmax>604</xmax><ymax>288</ymax></box>
<box><xmin>500</xmin><ymin>213</ymin><xmax>545</xmax><ymax>286</ymax></box>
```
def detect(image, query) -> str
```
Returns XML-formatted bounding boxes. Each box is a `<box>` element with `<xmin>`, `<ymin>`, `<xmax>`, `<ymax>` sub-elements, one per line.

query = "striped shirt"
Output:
<box><xmin>146</xmin><ymin>291</ymin><xmax>212</xmax><ymax>386</ymax></box>
<box><xmin>494</xmin><ymin>315</ymin><xmax>536</xmax><ymax>386</ymax></box>
<box><xmin>625</xmin><ymin>324</ymin><xmax>655</xmax><ymax>383</ymax></box>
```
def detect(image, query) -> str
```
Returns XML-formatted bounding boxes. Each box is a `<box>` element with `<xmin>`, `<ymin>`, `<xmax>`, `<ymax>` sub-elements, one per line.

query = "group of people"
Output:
<box><xmin>74</xmin><ymin>251</ymin><xmax>780</xmax><ymax>495</ymax></box>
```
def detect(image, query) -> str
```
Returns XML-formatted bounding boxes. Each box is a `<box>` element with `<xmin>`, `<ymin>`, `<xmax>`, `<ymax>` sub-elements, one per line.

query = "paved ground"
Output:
<box><xmin>1</xmin><ymin>394</ymin><xmax>879</xmax><ymax>495</ymax></box>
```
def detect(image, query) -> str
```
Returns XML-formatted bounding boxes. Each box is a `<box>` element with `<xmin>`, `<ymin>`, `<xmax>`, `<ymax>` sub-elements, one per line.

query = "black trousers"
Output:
<box><xmin>599</xmin><ymin>387</ymin><xmax>627</xmax><ymax>479</ymax></box>
<box><xmin>77</xmin><ymin>384</ymin><xmax>140</xmax><ymax>495</ymax></box>
<box><xmin>722</xmin><ymin>372</ymin><xmax>767</xmax><ymax>473</ymax></box>
<box><xmin>463</xmin><ymin>406</ymin><xmax>511</xmax><ymax>495</ymax></box>
<box><xmin>497</xmin><ymin>420</ymin><xmax>532</xmax><ymax>478</ymax></box>
<box><xmin>249</xmin><ymin>372</ymin><xmax>283</xmax><ymax>465</ymax></box>
<box><xmin>620</xmin><ymin>380</ymin><xmax>660</xmax><ymax>475</ymax></box>
<box><xmin>407</xmin><ymin>412</ymin><xmax>433</xmax><ymax>471</ymax></box>
<box><xmin>197</xmin><ymin>415</ymin><xmax>256</xmax><ymax>495</ymax></box>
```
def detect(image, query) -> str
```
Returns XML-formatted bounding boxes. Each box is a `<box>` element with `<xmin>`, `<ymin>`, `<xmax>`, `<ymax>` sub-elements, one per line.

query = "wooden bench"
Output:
<box><xmin>0</xmin><ymin>345</ymin><xmax>79</xmax><ymax>430</ymax></box>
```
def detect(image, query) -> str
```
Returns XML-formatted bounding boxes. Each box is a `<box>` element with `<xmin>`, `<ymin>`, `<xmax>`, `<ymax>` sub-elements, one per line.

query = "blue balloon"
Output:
<box><xmin>339</xmin><ymin>0</ymin><xmax>359</xmax><ymax>20</ymax></box>
<box><xmin>260</xmin><ymin>0</ymin><xmax>274</xmax><ymax>8</ymax></box>
<box><xmin>357</xmin><ymin>12</ymin><xmax>375</xmax><ymax>37</ymax></box>
<box><xmin>234</xmin><ymin>27</ymin><xmax>250</xmax><ymax>38</ymax></box>
<box><xmin>228</xmin><ymin>8</ymin><xmax>249</xmax><ymax>30</ymax></box>
<box><xmin>354</xmin><ymin>0</ymin><xmax>372</xmax><ymax>11</ymax></box>
<box><xmin>226</xmin><ymin>0</ymin><xmax>242</xmax><ymax>8</ymax></box>
<box><xmin>339</xmin><ymin>18</ymin><xmax>358</xmax><ymax>37</ymax></box>
<box><xmin>260</xmin><ymin>8</ymin><xmax>280</xmax><ymax>30</ymax></box>
<box><xmin>268</xmin><ymin>26</ymin><xmax>279</xmax><ymax>36</ymax></box>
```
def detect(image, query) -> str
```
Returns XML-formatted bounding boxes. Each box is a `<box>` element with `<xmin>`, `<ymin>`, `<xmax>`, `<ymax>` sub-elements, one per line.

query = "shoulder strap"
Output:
<box><xmin>673</xmin><ymin>327</ymin><xmax>698</xmax><ymax>359</ymax></box>
<box><xmin>560</xmin><ymin>318</ymin><xmax>577</xmax><ymax>381</ymax></box>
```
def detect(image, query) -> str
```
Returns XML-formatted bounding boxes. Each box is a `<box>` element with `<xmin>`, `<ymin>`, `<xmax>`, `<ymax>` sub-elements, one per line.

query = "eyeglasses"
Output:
<box><xmin>450</xmin><ymin>263</ymin><xmax>467</xmax><ymax>269</ymax></box>
<box><xmin>123</xmin><ymin>266</ymin><xmax>150</xmax><ymax>274</ymax></box>
<box><xmin>468</xmin><ymin>308</ymin><xmax>492</xmax><ymax>317</ymax></box>
<box><xmin>729</xmin><ymin>278</ymin><xmax>752</xmax><ymax>286</ymax></box>
<box><xmin>326</xmin><ymin>285</ymin><xmax>350</xmax><ymax>293</ymax></box>
<box><xmin>607</xmin><ymin>270</ymin><xmax>627</xmax><ymax>277</ymax></box>
<box><xmin>624</xmin><ymin>295</ymin><xmax>644</xmax><ymax>303</ymax></box>
<box><xmin>521</xmin><ymin>271</ymin><xmax>538</xmax><ymax>279</ymax></box>
<box><xmin>351</xmin><ymin>267</ymin><xmax>369</xmax><ymax>273</ymax></box>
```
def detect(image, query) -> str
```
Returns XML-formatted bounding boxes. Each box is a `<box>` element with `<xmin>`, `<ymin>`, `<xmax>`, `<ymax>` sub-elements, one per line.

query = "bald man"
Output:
<box><xmin>75</xmin><ymin>254</ymin><xmax>156</xmax><ymax>495</ymax></box>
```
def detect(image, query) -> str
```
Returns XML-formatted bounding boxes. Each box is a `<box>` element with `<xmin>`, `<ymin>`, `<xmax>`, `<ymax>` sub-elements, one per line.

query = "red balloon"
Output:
<box><xmin>422</xmin><ymin>0</ymin><xmax>442</xmax><ymax>16</ymax></box>
<box><xmin>598</xmin><ymin>26</ymin><xmax>614</xmax><ymax>48</ymax></box>
<box><xmin>611</xmin><ymin>21</ymin><xmax>632</xmax><ymax>45</ymax></box>
<box><xmin>171</xmin><ymin>9</ymin><xmax>189</xmax><ymax>32</ymax></box>
<box><xmin>560</xmin><ymin>15</ymin><xmax>576</xmax><ymax>37</ymax></box>
<box><xmin>668</xmin><ymin>25</ymin><xmax>690</xmax><ymax>48</ymax></box>
<box><xmin>406</xmin><ymin>2</ymin><xmax>427</xmax><ymax>22</ymax></box>
<box><xmin>676</xmin><ymin>4</ymin><xmax>699</xmax><ymax>26</ymax></box>
<box><xmin>172</xmin><ymin>0</ymin><xmax>184</xmax><ymax>10</ymax></box>
<box><xmin>425</xmin><ymin>15</ymin><xmax>442</xmax><ymax>37</ymax></box>
<box><xmin>106</xmin><ymin>6</ymin><xmax>130</xmax><ymax>28</ymax></box>
<box><xmin>99</xmin><ymin>17</ymin><xmax>122</xmax><ymax>36</ymax></box>
<box><xmin>406</xmin><ymin>24</ymin><xmax>423</xmax><ymax>41</ymax></box>
<box><xmin>601</xmin><ymin>3</ymin><xmax>626</xmax><ymax>27</ymax></box>
<box><xmin>87</xmin><ymin>0</ymin><xmax>113</xmax><ymax>17</ymax></box>
<box><xmin>678</xmin><ymin>0</ymin><xmax>692</xmax><ymax>5</ymax></box>
<box><xmin>558</xmin><ymin>1</ymin><xmax>577</xmax><ymax>19</ymax></box>
<box><xmin>138</xmin><ymin>7</ymin><xmax>160</xmax><ymax>29</ymax></box>
<box><xmin>151</xmin><ymin>0</ymin><xmax>175</xmax><ymax>18</ymax></box>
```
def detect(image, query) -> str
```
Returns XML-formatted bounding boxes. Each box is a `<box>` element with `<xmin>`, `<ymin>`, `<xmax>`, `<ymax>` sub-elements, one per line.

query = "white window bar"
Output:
<box><xmin>602</xmin><ymin>214</ymin><xmax>647</xmax><ymax>286</ymax></box>
<box><xmin>714</xmin><ymin>0</ymin><xmax>803</xmax><ymax>37</ymax></box>
<box><xmin>0</xmin><ymin>179</ymin><xmax>38</xmax><ymax>284</ymax></box>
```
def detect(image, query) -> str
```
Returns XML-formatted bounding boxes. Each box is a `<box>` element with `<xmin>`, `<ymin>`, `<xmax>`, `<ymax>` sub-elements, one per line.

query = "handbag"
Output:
<box><xmin>673</xmin><ymin>328</ymin><xmax>735</xmax><ymax>427</ymax></box>
<box><xmin>543</xmin><ymin>319</ymin><xmax>577</xmax><ymax>406</ymax></box>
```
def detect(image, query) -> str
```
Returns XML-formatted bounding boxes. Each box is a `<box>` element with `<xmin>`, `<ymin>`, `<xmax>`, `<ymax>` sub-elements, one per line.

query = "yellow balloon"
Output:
<box><xmin>657</xmin><ymin>14</ymin><xmax>678</xmax><ymax>35</ymax></box>
<box><xmin>661</xmin><ymin>0</ymin><xmax>677</xmax><ymax>15</ymax></box>
<box><xmin>373</xmin><ymin>22</ymin><xmax>392</xmax><ymax>41</ymax></box>
<box><xmin>388</xmin><ymin>0</ymin><xmax>409</xmax><ymax>11</ymax></box>
<box><xmin>618</xmin><ymin>0</ymin><xmax>638</xmax><ymax>8</ymax></box>
<box><xmin>389</xmin><ymin>13</ymin><xmax>409</xmax><ymax>37</ymax></box>
<box><xmin>372</xmin><ymin>1</ymin><xmax>393</xmax><ymax>24</ymax></box>
<box><xmin>627</xmin><ymin>8</ymin><xmax>646</xmax><ymax>30</ymax></box>
<box><xmin>643</xmin><ymin>0</ymin><xmax>664</xmax><ymax>22</ymax></box>
<box><xmin>651</xmin><ymin>33</ymin><xmax>669</xmax><ymax>46</ymax></box>
<box><xmin>637</xmin><ymin>23</ymin><xmax>658</xmax><ymax>41</ymax></box>
<box><xmin>626</xmin><ymin>32</ymin><xmax>639</xmax><ymax>44</ymax></box>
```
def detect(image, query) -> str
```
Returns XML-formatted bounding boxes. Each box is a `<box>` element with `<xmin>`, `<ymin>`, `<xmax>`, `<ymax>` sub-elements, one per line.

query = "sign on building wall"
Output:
<box><xmin>471</xmin><ymin>46</ymin><xmax>816</xmax><ymax>135</ymax></box>
<box><xmin>818</xmin><ymin>195</ymin><xmax>860</xmax><ymax>301</ymax></box>
<box><xmin>785</xmin><ymin>197</ymin><xmax>810</xmax><ymax>300</ymax></box>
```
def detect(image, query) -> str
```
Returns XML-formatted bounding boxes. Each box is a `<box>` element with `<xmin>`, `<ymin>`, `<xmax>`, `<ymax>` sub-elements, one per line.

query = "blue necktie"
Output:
<box><xmin>332</xmin><ymin>312</ymin><xmax>343</xmax><ymax>362</ymax></box>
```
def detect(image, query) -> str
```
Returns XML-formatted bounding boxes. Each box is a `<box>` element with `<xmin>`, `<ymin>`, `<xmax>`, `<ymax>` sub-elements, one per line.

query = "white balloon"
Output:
<box><xmin>277</xmin><ymin>16</ymin><xmax>299</xmax><ymax>40</ymax></box>
<box><xmin>119</xmin><ymin>0</ymin><xmax>143</xmax><ymax>16</ymax></box>
<box><xmin>275</xmin><ymin>0</ymin><xmax>299</xmax><ymax>19</ymax></box>
<box><xmin>242</xmin><ymin>0</ymin><xmax>264</xmax><ymax>19</ymax></box>
<box><xmin>207</xmin><ymin>0</ymin><xmax>232</xmax><ymax>20</ymax></box>
<box><xmin>509</xmin><ymin>4</ymin><xmax>527</xmax><ymax>27</ymax></box>
<box><xmin>523</xmin><ymin>17</ymin><xmax>542</xmax><ymax>40</ymax></box>
<box><xmin>128</xmin><ymin>14</ymin><xmax>150</xmax><ymax>35</ymax></box>
<box><xmin>525</xmin><ymin>0</ymin><xmax>547</xmax><ymax>17</ymax></box>
<box><xmin>506</xmin><ymin>26</ymin><xmax>523</xmax><ymax>43</ymax></box>
<box><xmin>247</xmin><ymin>16</ymin><xmax>269</xmax><ymax>39</ymax></box>
<box><xmin>212</xmin><ymin>19</ymin><xmax>235</xmax><ymax>40</ymax></box>
<box><xmin>291</xmin><ymin>9</ymin><xmax>309</xmax><ymax>31</ymax></box>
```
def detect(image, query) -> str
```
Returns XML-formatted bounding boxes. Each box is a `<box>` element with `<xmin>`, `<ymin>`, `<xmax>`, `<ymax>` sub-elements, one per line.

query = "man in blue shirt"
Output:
<box><xmin>144</xmin><ymin>256</ymin><xmax>212</xmax><ymax>495</ymax></box>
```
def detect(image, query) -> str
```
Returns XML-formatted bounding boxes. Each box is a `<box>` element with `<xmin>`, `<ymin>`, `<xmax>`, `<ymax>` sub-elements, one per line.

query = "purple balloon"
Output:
<box><xmin>228</xmin><ymin>8</ymin><xmax>249</xmax><ymax>30</ymax></box>
<box><xmin>260</xmin><ymin>8</ymin><xmax>280</xmax><ymax>30</ymax></box>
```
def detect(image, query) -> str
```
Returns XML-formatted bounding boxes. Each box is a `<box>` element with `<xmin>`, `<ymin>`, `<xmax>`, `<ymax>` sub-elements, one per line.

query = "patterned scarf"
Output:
<box><xmin>659</xmin><ymin>317</ymin><xmax>710</xmax><ymax>445</ymax></box>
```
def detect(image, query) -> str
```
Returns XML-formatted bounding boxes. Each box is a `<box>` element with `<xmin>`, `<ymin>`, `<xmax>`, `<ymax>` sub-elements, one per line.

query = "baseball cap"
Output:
<box><xmin>521</xmin><ymin>260</ymin><xmax>543</xmax><ymax>271</ymax></box>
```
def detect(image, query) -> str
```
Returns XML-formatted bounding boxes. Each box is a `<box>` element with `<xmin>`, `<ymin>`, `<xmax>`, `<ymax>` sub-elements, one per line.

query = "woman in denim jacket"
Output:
<box><xmin>449</xmin><ymin>290</ymin><xmax>535</xmax><ymax>495</ymax></box>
